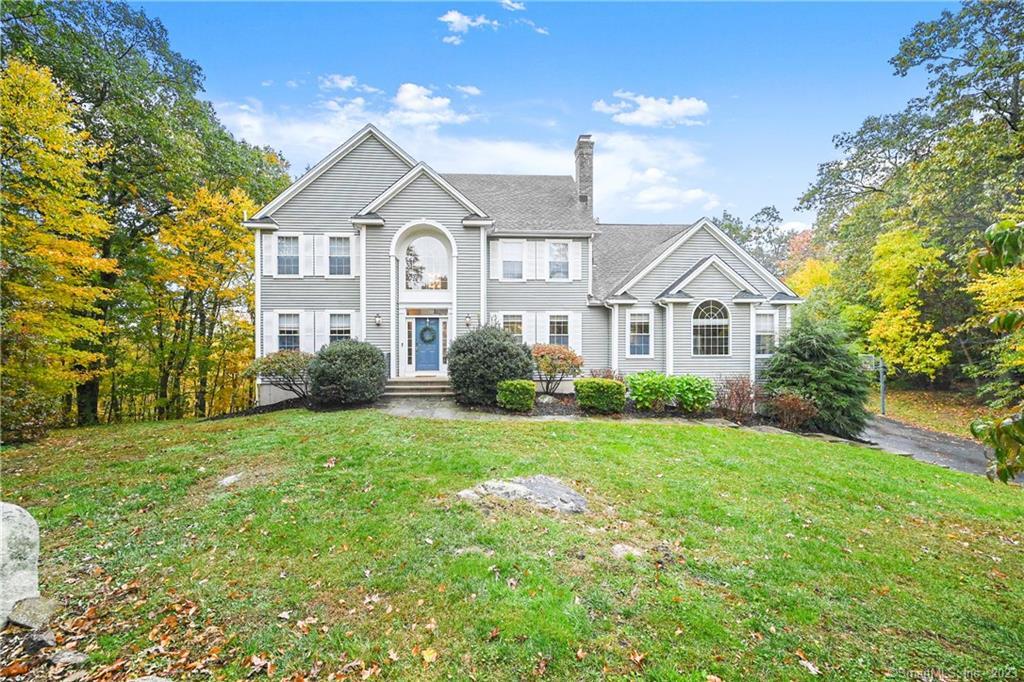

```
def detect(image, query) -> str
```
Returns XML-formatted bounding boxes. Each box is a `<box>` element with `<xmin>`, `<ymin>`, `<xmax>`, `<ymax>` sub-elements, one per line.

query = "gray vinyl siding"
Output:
<box><xmin>678</xmin><ymin>229</ymin><xmax>777</xmax><ymax>294</ymax></box>
<box><xmin>671</xmin><ymin>266</ymin><xmax>751</xmax><ymax>380</ymax></box>
<box><xmin>367</xmin><ymin>174</ymin><xmax>483</xmax><ymax>364</ymax></box>
<box><xmin>269</xmin><ymin>136</ymin><xmax>411</xmax><ymax>231</ymax></box>
<box><xmin>261</xmin><ymin>273</ymin><xmax>359</xmax><ymax>309</ymax></box>
<box><xmin>582</xmin><ymin>307</ymin><xmax>610</xmax><ymax>370</ymax></box>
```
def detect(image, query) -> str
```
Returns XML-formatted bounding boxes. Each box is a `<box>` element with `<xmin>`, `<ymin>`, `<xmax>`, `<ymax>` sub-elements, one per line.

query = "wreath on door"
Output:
<box><xmin>419</xmin><ymin>325</ymin><xmax>437</xmax><ymax>344</ymax></box>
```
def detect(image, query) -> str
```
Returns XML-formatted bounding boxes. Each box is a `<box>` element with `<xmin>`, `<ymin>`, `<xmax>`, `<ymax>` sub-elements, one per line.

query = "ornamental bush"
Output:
<box><xmin>625</xmin><ymin>371</ymin><xmax>675</xmax><ymax>412</ymax></box>
<box><xmin>448</xmin><ymin>326</ymin><xmax>534</xmax><ymax>405</ymax></box>
<box><xmin>714</xmin><ymin>376</ymin><xmax>763</xmax><ymax>424</ymax></box>
<box><xmin>575</xmin><ymin>378</ymin><xmax>626</xmax><ymax>414</ymax></box>
<box><xmin>764</xmin><ymin>390</ymin><xmax>819</xmax><ymax>431</ymax></box>
<box><xmin>672</xmin><ymin>374</ymin><xmax>716</xmax><ymax>414</ymax></box>
<box><xmin>532</xmin><ymin>344</ymin><xmax>584</xmax><ymax>395</ymax></box>
<box><xmin>308</xmin><ymin>340</ymin><xmax>387</xmax><ymax>407</ymax></box>
<box><xmin>497</xmin><ymin>379</ymin><xmax>536</xmax><ymax>412</ymax></box>
<box><xmin>761</xmin><ymin>316</ymin><xmax>870</xmax><ymax>439</ymax></box>
<box><xmin>245</xmin><ymin>350</ymin><xmax>314</xmax><ymax>399</ymax></box>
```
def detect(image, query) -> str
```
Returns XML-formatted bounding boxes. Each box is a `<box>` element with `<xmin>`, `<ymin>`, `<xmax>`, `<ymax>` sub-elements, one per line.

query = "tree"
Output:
<box><xmin>246</xmin><ymin>352</ymin><xmax>314</xmax><ymax>401</ymax></box>
<box><xmin>713</xmin><ymin>206</ymin><xmax>790</xmax><ymax>275</ymax></box>
<box><xmin>0</xmin><ymin>57</ymin><xmax>116</xmax><ymax>440</ymax></box>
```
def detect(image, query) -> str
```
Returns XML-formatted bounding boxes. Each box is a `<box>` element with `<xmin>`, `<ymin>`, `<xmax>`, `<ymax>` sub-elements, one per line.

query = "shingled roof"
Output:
<box><xmin>591</xmin><ymin>223</ymin><xmax>695</xmax><ymax>299</ymax></box>
<box><xmin>443</xmin><ymin>174</ymin><xmax>595</xmax><ymax>235</ymax></box>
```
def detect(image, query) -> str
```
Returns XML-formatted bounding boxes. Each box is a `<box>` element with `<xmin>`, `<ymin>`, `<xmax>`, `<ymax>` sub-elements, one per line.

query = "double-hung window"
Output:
<box><xmin>755</xmin><ymin>312</ymin><xmax>777</xmax><ymax>356</ymax></box>
<box><xmin>278</xmin><ymin>313</ymin><xmax>300</xmax><ymax>351</ymax></box>
<box><xmin>692</xmin><ymin>300</ymin><xmax>730</xmax><ymax>356</ymax></box>
<box><xmin>547</xmin><ymin>241</ymin><xmax>570</xmax><ymax>280</ymax></box>
<box><xmin>548</xmin><ymin>314</ymin><xmax>569</xmax><ymax>346</ymax></box>
<box><xmin>328</xmin><ymin>236</ymin><xmax>351</xmax><ymax>276</ymax></box>
<box><xmin>277</xmin><ymin>235</ymin><xmax>300</xmax><ymax>275</ymax></box>
<box><xmin>628</xmin><ymin>311</ymin><xmax>652</xmax><ymax>357</ymax></box>
<box><xmin>502</xmin><ymin>314</ymin><xmax>523</xmax><ymax>344</ymax></box>
<box><xmin>501</xmin><ymin>241</ymin><xmax>524</xmax><ymax>280</ymax></box>
<box><xmin>329</xmin><ymin>313</ymin><xmax>352</xmax><ymax>344</ymax></box>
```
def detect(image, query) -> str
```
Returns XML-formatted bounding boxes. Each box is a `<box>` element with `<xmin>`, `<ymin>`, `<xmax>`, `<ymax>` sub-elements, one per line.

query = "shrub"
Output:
<box><xmin>532</xmin><ymin>344</ymin><xmax>584</xmax><ymax>395</ymax></box>
<box><xmin>575</xmin><ymin>378</ymin><xmax>626</xmax><ymax>414</ymax></box>
<box><xmin>589</xmin><ymin>368</ymin><xmax>624</xmax><ymax>383</ymax></box>
<box><xmin>673</xmin><ymin>375</ymin><xmax>716</xmax><ymax>414</ymax></box>
<box><xmin>448</xmin><ymin>326</ymin><xmax>534</xmax><ymax>405</ymax></box>
<box><xmin>761</xmin><ymin>316</ymin><xmax>870</xmax><ymax>439</ymax></box>
<box><xmin>0</xmin><ymin>376</ymin><xmax>61</xmax><ymax>444</ymax></box>
<box><xmin>765</xmin><ymin>391</ymin><xmax>819</xmax><ymax>431</ymax></box>
<box><xmin>308</xmin><ymin>340</ymin><xmax>387</xmax><ymax>407</ymax></box>
<box><xmin>625</xmin><ymin>371</ymin><xmax>675</xmax><ymax>412</ymax></box>
<box><xmin>715</xmin><ymin>376</ymin><xmax>763</xmax><ymax>424</ymax></box>
<box><xmin>497</xmin><ymin>379</ymin><xmax>536</xmax><ymax>412</ymax></box>
<box><xmin>245</xmin><ymin>350</ymin><xmax>314</xmax><ymax>399</ymax></box>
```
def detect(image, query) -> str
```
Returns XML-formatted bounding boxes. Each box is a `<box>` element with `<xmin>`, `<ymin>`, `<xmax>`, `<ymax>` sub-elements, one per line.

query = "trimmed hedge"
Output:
<box><xmin>448</xmin><ymin>326</ymin><xmax>534</xmax><ymax>405</ymax></box>
<box><xmin>672</xmin><ymin>374</ymin><xmax>716</xmax><ymax>413</ymax></box>
<box><xmin>308</xmin><ymin>340</ymin><xmax>387</xmax><ymax>407</ymax></box>
<box><xmin>625</xmin><ymin>370</ymin><xmax>674</xmax><ymax>412</ymax></box>
<box><xmin>574</xmin><ymin>378</ymin><xmax>626</xmax><ymax>414</ymax></box>
<box><xmin>497</xmin><ymin>379</ymin><xmax>536</xmax><ymax>412</ymax></box>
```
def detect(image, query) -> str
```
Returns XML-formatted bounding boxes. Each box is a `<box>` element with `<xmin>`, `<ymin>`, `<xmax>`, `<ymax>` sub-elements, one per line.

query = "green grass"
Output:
<box><xmin>868</xmin><ymin>389</ymin><xmax>988</xmax><ymax>440</ymax></box>
<box><xmin>3</xmin><ymin>409</ymin><xmax>1023</xmax><ymax>680</ymax></box>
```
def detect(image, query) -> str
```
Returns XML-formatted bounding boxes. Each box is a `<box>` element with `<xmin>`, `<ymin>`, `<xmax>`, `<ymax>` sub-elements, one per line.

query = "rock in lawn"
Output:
<box><xmin>459</xmin><ymin>475</ymin><xmax>588</xmax><ymax>513</ymax></box>
<box><xmin>218</xmin><ymin>472</ymin><xmax>244</xmax><ymax>488</ymax></box>
<box><xmin>611</xmin><ymin>543</ymin><xmax>644</xmax><ymax>560</ymax></box>
<box><xmin>1</xmin><ymin>502</ymin><xmax>40</xmax><ymax>625</ymax></box>
<box><xmin>24</xmin><ymin>629</ymin><xmax>57</xmax><ymax>653</ymax></box>
<box><xmin>130</xmin><ymin>677</ymin><xmax>174</xmax><ymax>682</ymax></box>
<box><xmin>8</xmin><ymin>597</ymin><xmax>59</xmax><ymax>630</ymax></box>
<box><xmin>50</xmin><ymin>650</ymin><xmax>88</xmax><ymax>667</ymax></box>
<box><xmin>748</xmin><ymin>424</ymin><xmax>792</xmax><ymax>436</ymax></box>
<box><xmin>536</xmin><ymin>394</ymin><xmax>558</xmax><ymax>405</ymax></box>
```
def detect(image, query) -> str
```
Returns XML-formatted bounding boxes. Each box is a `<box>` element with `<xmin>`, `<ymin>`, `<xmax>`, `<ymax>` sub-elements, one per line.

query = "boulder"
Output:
<box><xmin>1</xmin><ymin>502</ymin><xmax>40</xmax><ymax>624</ymax></box>
<box><xmin>9</xmin><ymin>597</ymin><xmax>59</xmax><ymax>630</ymax></box>
<box><xmin>218</xmin><ymin>473</ymin><xmax>244</xmax><ymax>488</ymax></box>
<box><xmin>50</xmin><ymin>650</ymin><xmax>88</xmax><ymax>667</ymax></box>
<box><xmin>611</xmin><ymin>543</ymin><xmax>644</xmax><ymax>560</ymax></box>
<box><xmin>130</xmin><ymin>677</ymin><xmax>174</xmax><ymax>682</ymax></box>
<box><xmin>458</xmin><ymin>475</ymin><xmax>587</xmax><ymax>513</ymax></box>
<box><xmin>24</xmin><ymin>629</ymin><xmax>57</xmax><ymax>653</ymax></box>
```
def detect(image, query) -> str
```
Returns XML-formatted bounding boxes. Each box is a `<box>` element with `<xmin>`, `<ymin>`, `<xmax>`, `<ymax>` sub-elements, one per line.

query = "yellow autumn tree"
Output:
<box><xmin>866</xmin><ymin>226</ymin><xmax>951</xmax><ymax>379</ymax></box>
<box><xmin>0</xmin><ymin>58</ymin><xmax>116</xmax><ymax>440</ymax></box>
<box><xmin>786</xmin><ymin>258</ymin><xmax>835</xmax><ymax>297</ymax></box>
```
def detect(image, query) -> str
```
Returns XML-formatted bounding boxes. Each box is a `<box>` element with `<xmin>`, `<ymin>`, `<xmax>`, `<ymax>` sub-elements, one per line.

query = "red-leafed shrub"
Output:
<box><xmin>715</xmin><ymin>376</ymin><xmax>764</xmax><ymax>424</ymax></box>
<box><xmin>765</xmin><ymin>391</ymin><xmax>819</xmax><ymax>431</ymax></box>
<box><xmin>532</xmin><ymin>344</ymin><xmax>583</xmax><ymax>395</ymax></box>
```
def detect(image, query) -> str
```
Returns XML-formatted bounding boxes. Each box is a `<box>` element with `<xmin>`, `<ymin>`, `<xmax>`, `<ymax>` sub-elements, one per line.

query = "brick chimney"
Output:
<box><xmin>574</xmin><ymin>134</ymin><xmax>594</xmax><ymax>216</ymax></box>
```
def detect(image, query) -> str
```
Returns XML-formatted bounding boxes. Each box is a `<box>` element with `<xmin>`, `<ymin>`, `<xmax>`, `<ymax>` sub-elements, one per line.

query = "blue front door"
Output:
<box><xmin>415</xmin><ymin>317</ymin><xmax>441</xmax><ymax>371</ymax></box>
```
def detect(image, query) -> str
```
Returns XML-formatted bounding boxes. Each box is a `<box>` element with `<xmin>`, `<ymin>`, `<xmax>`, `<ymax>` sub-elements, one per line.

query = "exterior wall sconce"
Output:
<box><xmin>374</xmin><ymin>313</ymin><xmax>382</xmax><ymax>327</ymax></box>
<box><xmin>465</xmin><ymin>314</ymin><xmax>472</xmax><ymax>328</ymax></box>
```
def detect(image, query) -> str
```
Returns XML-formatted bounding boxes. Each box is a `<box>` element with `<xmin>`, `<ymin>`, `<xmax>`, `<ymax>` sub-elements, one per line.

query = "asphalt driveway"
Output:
<box><xmin>861</xmin><ymin>416</ymin><xmax>990</xmax><ymax>476</ymax></box>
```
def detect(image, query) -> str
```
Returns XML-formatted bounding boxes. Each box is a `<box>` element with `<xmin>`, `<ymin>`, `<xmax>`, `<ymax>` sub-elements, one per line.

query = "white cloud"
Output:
<box><xmin>438</xmin><ymin>10</ymin><xmax>498</xmax><ymax>44</ymax></box>
<box><xmin>781</xmin><ymin>220</ymin><xmax>811</xmax><ymax>233</ymax></box>
<box><xmin>216</xmin><ymin>93</ymin><xmax>716</xmax><ymax>222</ymax></box>
<box><xmin>516</xmin><ymin>18</ymin><xmax>549</xmax><ymax>35</ymax></box>
<box><xmin>260</xmin><ymin>79</ymin><xmax>274</xmax><ymax>87</ymax></box>
<box><xmin>501</xmin><ymin>0</ymin><xmax>526</xmax><ymax>10</ymax></box>
<box><xmin>593</xmin><ymin>90</ymin><xmax>709</xmax><ymax>127</ymax></box>
<box><xmin>285</xmin><ymin>79</ymin><xmax>302</xmax><ymax>89</ymax></box>
<box><xmin>318</xmin><ymin>74</ymin><xmax>357</xmax><ymax>91</ymax></box>
<box><xmin>453</xmin><ymin>84</ymin><xmax>482</xmax><ymax>96</ymax></box>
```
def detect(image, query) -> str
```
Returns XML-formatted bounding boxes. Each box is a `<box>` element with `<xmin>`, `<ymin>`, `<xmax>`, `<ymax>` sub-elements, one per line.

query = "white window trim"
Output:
<box><xmin>500</xmin><ymin>311</ymin><xmax>526</xmax><ymax>343</ymax></box>
<box><xmin>691</xmin><ymin>298</ymin><xmax>732</xmax><ymax>358</ymax></box>
<box><xmin>754</xmin><ymin>309</ymin><xmax>779</xmax><ymax>358</ymax></box>
<box><xmin>544</xmin><ymin>239</ymin><xmax>572</xmax><ymax>282</ymax></box>
<box><xmin>276</xmin><ymin>309</ymin><xmax>303</xmax><ymax>351</ymax></box>
<box><xmin>274</xmin><ymin>233</ymin><xmax>302</xmax><ymax>279</ymax></box>
<box><xmin>326</xmin><ymin>309</ymin><xmax>357</xmax><ymax>343</ymax></box>
<box><xmin>499</xmin><ymin>239</ymin><xmax>527</xmax><ymax>282</ymax></box>
<box><xmin>546</xmin><ymin>310</ymin><xmax>572</xmax><ymax>346</ymax></box>
<box><xmin>324</xmin><ymin>233</ymin><xmax>355</xmax><ymax>279</ymax></box>
<box><xmin>626</xmin><ymin>308</ymin><xmax>655</xmax><ymax>359</ymax></box>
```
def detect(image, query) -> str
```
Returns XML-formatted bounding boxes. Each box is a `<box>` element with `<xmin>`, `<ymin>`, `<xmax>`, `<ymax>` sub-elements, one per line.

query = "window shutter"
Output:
<box><xmin>523</xmin><ymin>312</ymin><xmax>536</xmax><ymax>346</ymax></box>
<box><xmin>570</xmin><ymin>312</ymin><xmax>583</xmax><ymax>354</ymax></box>
<box><xmin>350</xmin><ymin>234</ymin><xmax>360</xmax><ymax>276</ymax></box>
<box><xmin>540</xmin><ymin>242</ymin><xmax>550</xmax><ymax>280</ymax></box>
<box><xmin>313</xmin><ymin>236</ymin><xmax>324</xmax><ymax>276</ymax></box>
<box><xmin>315</xmin><ymin>311</ymin><xmax>329</xmax><ymax>350</ymax></box>
<box><xmin>537</xmin><ymin>312</ymin><xmax>549</xmax><ymax>344</ymax></box>
<box><xmin>523</xmin><ymin>241</ymin><xmax>536</xmax><ymax>280</ymax></box>
<box><xmin>490</xmin><ymin>240</ymin><xmax>501</xmax><ymax>280</ymax></box>
<box><xmin>299</xmin><ymin>235</ymin><xmax>314</xmax><ymax>277</ymax></box>
<box><xmin>262</xmin><ymin>311</ymin><xmax>276</xmax><ymax>355</ymax></box>
<box><xmin>263</xmin><ymin>234</ymin><xmax>276</xmax><ymax>277</ymax></box>
<box><xmin>352</xmin><ymin>311</ymin><xmax>362</xmax><ymax>340</ymax></box>
<box><xmin>299</xmin><ymin>311</ymin><xmax>314</xmax><ymax>352</ymax></box>
<box><xmin>569</xmin><ymin>241</ymin><xmax>582</xmax><ymax>281</ymax></box>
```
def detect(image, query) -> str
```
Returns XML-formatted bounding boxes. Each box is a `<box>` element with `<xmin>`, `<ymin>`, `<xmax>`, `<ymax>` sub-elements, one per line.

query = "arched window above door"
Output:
<box><xmin>405</xmin><ymin>235</ymin><xmax>449</xmax><ymax>290</ymax></box>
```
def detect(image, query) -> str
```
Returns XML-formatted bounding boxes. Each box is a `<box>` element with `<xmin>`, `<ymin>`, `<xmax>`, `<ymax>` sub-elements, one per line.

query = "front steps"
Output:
<box><xmin>382</xmin><ymin>377</ymin><xmax>455</xmax><ymax>399</ymax></box>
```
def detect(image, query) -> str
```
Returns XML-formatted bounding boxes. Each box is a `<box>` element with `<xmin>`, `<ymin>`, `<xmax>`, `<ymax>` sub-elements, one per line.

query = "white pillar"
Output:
<box><xmin>749</xmin><ymin>303</ymin><xmax>757</xmax><ymax>384</ymax></box>
<box><xmin>610</xmin><ymin>304</ymin><xmax>620</xmax><ymax>373</ymax></box>
<box><xmin>665</xmin><ymin>303</ymin><xmax>675</xmax><ymax>375</ymax></box>
<box><xmin>479</xmin><ymin>229</ymin><xmax>487</xmax><ymax>326</ymax></box>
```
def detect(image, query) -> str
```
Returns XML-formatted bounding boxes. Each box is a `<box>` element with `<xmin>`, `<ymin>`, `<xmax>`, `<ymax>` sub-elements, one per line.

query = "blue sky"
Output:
<box><xmin>143</xmin><ymin>1</ymin><xmax>951</xmax><ymax>229</ymax></box>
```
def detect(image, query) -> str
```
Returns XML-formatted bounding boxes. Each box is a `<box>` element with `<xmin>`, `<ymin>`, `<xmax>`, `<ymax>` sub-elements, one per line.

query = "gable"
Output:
<box><xmin>682</xmin><ymin>263</ymin><xmax>744</xmax><ymax>299</ymax></box>
<box><xmin>360</xmin><ymin>164</ymin><xmax>488</xmax><ymax>219</ymax></box>
<box><xmin>374</xmin><ymin>174</ymin><xmax>473</xmax><ymax>223</ymax></box>
<box><xmin>254</xmin><ymin>125</ymin><xmax>414</xmax><ymax>227</ymax></box>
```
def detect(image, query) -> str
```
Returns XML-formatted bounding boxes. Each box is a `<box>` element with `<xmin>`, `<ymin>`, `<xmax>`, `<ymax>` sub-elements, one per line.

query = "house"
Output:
<box><xmin>245</xmin><ymin>124</ymin><xmax>801</xmax><ymax>404</ymax></box>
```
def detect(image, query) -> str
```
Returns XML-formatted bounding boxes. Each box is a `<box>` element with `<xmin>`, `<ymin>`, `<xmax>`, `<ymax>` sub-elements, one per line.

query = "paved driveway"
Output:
<box><xmin>861</xmin><ymin>416</ymin><xmax>990</xmax><ymax>476</ymax></box>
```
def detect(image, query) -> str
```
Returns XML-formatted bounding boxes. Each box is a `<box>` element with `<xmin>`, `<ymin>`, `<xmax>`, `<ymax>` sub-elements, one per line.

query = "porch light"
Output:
<box><xmin>374</xmin><ymin>313</ymin><xmax>382</xmax><ymax>327</ymax></box>
<box><xmin>465</xmin><ymin>314</ymin><xmax>472</xmax><ymax>328</ymax></box>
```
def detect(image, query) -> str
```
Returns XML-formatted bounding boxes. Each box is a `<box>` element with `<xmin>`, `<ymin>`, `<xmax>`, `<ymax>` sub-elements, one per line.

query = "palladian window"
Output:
<box><xmin>692</xmin><ymin>300</ymin><xmax>730</xmax><ymax>356</ymax></box>
<box><xmin>405</xmin><ymin>236</ymin><xmax>449</xmax><ymax>290</ymax></box>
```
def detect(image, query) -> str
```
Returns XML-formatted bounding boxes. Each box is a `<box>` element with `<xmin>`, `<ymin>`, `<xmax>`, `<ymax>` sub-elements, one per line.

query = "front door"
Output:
<box><xmin>414</xmin><ymin>317</ymin><xmax>441</xmax><ymax>372</ymax></box>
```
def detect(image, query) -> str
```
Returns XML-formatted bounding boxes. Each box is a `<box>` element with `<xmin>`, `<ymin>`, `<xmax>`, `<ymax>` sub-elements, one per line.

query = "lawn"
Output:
<box><xmin>868</xmin><ymin>389</ymin><xmax>989</xmax><ymax>440</ymax></box>
<box><xmin>2</xmin><ymin>409</ymin><xmax>1022</xmax><ymax>681</ymax></box>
